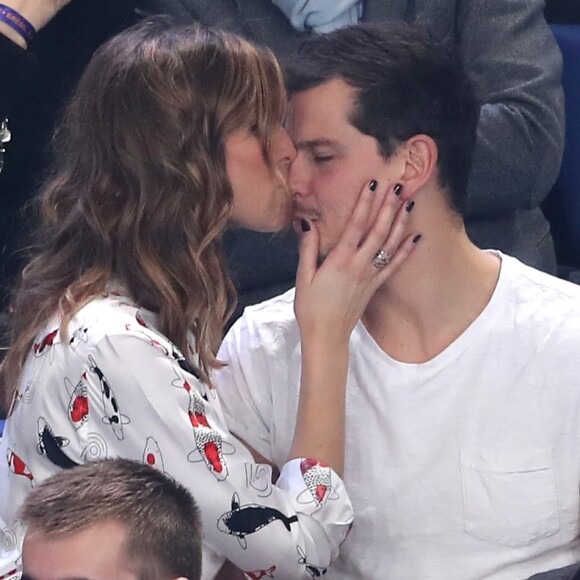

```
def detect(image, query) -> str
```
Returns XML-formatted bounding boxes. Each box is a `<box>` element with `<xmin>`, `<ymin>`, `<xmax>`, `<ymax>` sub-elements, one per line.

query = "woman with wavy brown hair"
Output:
<box><xmin>0</xmin><ymin>17</ymin><xmax>417</xmax><ymax>579</ymax></box>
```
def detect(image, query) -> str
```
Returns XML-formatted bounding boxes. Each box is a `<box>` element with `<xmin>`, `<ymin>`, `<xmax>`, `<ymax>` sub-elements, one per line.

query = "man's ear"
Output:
<box><xmin>398</xmin><ymin>134</ymin><xmax>438</xmax><ymax>199</ymax></box>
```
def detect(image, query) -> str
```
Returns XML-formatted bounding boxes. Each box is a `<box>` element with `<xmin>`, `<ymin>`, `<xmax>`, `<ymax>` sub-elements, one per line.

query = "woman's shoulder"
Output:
<box><xmin>70</xmin><ymin>291</ymin><xmax>166</xmax><ymax>349</ymax></box>
<box><xmin>60</xmin><ymin>293</ymin><xmax>131</xmax><ymax>348</ymax></box>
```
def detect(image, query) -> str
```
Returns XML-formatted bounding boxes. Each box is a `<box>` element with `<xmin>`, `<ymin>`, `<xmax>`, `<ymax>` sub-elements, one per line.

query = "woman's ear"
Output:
<box><xmin>398</xmin><ymin>134</ymin><xmax>438</xmax><ymax>199</ymax></box>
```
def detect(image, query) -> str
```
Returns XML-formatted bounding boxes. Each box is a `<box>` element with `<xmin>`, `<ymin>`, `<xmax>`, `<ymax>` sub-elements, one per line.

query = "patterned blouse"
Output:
<box><xmin>0</xmin><ymin>288</ymin><xmax>353</xmax><ymax>579</ymax></box>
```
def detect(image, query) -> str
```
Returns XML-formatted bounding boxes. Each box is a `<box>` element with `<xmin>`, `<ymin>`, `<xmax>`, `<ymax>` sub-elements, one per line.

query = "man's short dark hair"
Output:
<box><xmin>20</xmin><ymin>458</ymin><xmax>202</xmax><ymax>580</ymax></box>
<box><xmin>286</xmin><ymin>21</ymin><xmax>479</xmax><ymax>213</ymax></box>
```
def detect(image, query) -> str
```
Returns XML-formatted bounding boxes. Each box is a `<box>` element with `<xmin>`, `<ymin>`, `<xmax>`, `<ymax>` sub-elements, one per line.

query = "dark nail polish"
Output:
<box><xmin>412</xmin><ymin>234</ymin><xmax>422</xmax><ymax>244</ymax></box>
<box><xmin>369</xmin><ymin>180</ymin><xmax>378</xmax><ymax>192</ymax></box>
<box><xmin>393</xmin><ymin>183</ymin><xmax>402</xmax><ymax>196</ymax></box>
<box><xmin>300</xmin><ymin>218</ymin><xmax>311</xmax><ymax>232</ymax></box>
<box><xmin>406</xmin><ymin>200</ymin><xmax>415</xmax><ymax>213</ymax></box>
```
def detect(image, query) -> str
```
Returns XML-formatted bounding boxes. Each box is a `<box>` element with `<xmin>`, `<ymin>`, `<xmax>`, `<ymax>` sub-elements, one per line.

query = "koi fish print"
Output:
<box><xmin>6</xmin><ymin>449</ymin><xmax>34</xmax><ymax>486</ymax></box>
<box><xmin>297</xmin><ymin>459</ymin><xmax>339</xmax><ymax>510</ymax></box>
<box><xmin>244</xmin><ymin>565</ymin><xmax>276</xmax><ymax>579</ymax></box>
<box><xmin>88</xmin><ymin>355</ymin><xmax>130</xmax><ymax>440</ymax></box>
<box><xmin>297</xmin><ymin>546</ymin><xmax>327</xmax><ymax>578</ymax></box>
<box><xmin>66</xmin><ymin>375</ymin><xmax>89</xmax><ymax>430</ymax></box>
<box><xmin>218</xmin><ymin>492</ymin><xmax>298</xmax><ymax>549</ymax></box>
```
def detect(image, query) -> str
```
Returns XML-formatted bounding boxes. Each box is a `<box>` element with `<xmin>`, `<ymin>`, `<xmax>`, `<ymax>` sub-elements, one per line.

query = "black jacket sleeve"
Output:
<box><xmin>0</xmin><ymin>33</ymin><xmax>37</xmax><ymax>119</ymax></box>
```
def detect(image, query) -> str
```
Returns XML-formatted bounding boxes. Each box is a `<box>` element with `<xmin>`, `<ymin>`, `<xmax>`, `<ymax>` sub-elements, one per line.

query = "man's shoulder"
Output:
<box><xmin>501</xmin><ymin>255</ymin><xmax>580</xmax><ymax>334</ymax></box>
<box><xmin>218</xmin><ymin>288</ymin><xmax>299</xmax><ymax>381</ymax></box>
<box><xmin>505</xmin><ymin>254</ymin><xmax>580</xmax><ymax>303</ymax></box>
<box><xmin>222</xmin><ymin>287</ymin><xmax>298</xmax><ymax>355</ymax></box>
<box><xmin>239</xmin><ymin>286</ymin><xmax>297</xmax><ymax>328</ymax></box>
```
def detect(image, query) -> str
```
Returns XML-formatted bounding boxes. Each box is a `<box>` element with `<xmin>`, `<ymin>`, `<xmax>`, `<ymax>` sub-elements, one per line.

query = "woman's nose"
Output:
<box><xmin>273</xmin><ymin>126</ymin><xmax>297</xmax><ymax>165</ymax></box>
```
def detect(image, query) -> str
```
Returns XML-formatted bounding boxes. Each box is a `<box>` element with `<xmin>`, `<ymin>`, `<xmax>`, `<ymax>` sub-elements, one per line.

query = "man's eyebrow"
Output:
<box><xmin>295</xmin><ymin>138</ymin><xmax>344</xmax><ymax>152</ymax></box>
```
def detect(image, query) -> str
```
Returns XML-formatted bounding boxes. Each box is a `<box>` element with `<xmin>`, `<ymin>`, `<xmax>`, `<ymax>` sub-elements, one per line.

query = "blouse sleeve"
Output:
<box><xmin>78</xmin><ymin>329</ymin><xmax>353</xmax><ymax>579</ymax></box>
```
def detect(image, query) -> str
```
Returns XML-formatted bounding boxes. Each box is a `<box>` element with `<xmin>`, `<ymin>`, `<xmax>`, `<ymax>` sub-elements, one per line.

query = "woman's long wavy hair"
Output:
<box><xmin>0</xmin><ymin>18</ymin><xmax>287</xmax><ymax>407</ymax></box>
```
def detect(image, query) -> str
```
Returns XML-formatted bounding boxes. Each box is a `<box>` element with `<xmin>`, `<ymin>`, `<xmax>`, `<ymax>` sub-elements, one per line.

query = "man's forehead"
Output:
<box><xmin>288</xmin><ymin>79</ymin><xmax>360</xmax><ymax>145</ymax></box>
<box><xmin>289</xmin><ymin>78</ymin><xmax>357</xmax><ymax>117</ymax></box>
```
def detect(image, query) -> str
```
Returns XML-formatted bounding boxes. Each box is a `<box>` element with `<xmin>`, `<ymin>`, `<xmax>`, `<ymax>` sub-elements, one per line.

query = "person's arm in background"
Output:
<box><xmin>136</xmin><ymin>0</ymin><xmax>565</xmax><ymax>220</ymax></box>
<box><xmin>0</xmin><ymin>0</ymin><xmax>74</xmax><ymax>49</ymax></box>
<box><xmin>456</xmin><ymin>0</ymin><xmax>564</xmax><ymax>218</ymax></box>
<box><xmin>0</xmin><ymin>1</ymin><xmax>76</xmax><ymax>110</ymax></box>
<box><xmin>134</xmin><ymin>0</ymin><xmax>307</xmax><ymax>58</ymax></box>
<box><xmin>0</xmin><ymin>1</ymin><xmax>137</xmax><ymax>312</ymax></box>
<box><xmin>0</xmin><ymin>1</ymin><xmax>75</xmax><ymax>169</ymax></box>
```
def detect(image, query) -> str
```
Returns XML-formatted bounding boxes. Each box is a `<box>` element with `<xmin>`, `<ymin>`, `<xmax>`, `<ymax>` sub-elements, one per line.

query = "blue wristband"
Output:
<box><xmin>0</xmin><ymin>4</ymin><xmax>36</xmax><ymax>43</ymax></box>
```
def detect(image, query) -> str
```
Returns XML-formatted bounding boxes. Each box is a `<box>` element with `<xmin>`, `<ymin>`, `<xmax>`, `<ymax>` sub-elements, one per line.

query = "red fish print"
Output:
<box><xmin>70</xmin><ymin>395</ymin><xmax>89</xmax><ymax>424</ymax></box>
<box><xmin>0</xmin><ymin>568</ymin><xmax>19</xmax><ymax>580</ymax></box>
<box><xmin>67</xmin><ymin>374</ymin><xmax>89</xmax><ymax>429</ymax></box>
<box><xmin>143</xmin><ymin>437</ymin><xmax>165</xmax><ymax>473</ymax></box>
<box><xmin>32</xmin><ymin>329</ymin><xmax>58</xmax><ymax>356</ymax></box>
<box><xmin>186</xmin><ymin>389</ymin><xmax>229</xmax><ymax>480</ymax></box>
<box><xmin>172</xmin><ymin>367</ymin><xmax>233</xmax><ymax>479</ymax></box>
<box><xmin>244</xmin><ymin>565</ymin><xmax>277</xmax><ymax>579</ymax></box>
<box><xmin>298</xmin><ymin>459</ymin><xmax>338</xmax><ymax>510</ymax></box>
<box><xmin>6</xmin><ymin>449</ymin><xmax>34</xmax><ymax>485</ymax></box>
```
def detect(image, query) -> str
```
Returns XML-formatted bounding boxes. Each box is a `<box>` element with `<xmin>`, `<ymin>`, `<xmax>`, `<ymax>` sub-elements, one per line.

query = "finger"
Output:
<box><xmin>336</xmin><ymin>180</ymin><xmax>392</xmax><ymax>251</ymax></box>
<box><xmin>360</xmin><ymin>197</ymin><xmax>414</xmax><ymax>264</ymax></box>
<box><xmin>374</xmin><ymin>233</ymin><xmax>421</xmax><ymax>285</ymax></box>
<box><xmin>382</xmin><ymin>200</ymin><xmax>415</xmax><ymax>258</ymax></box>
<box><xmin>295</xmin><ymin>219</ymin><xmax>320</xmax><ymax>289</ymax></box>
<box><xmin>364</xmin><ymin>182</ymin><xmax>403</xmax><ymax>242</ymax></box>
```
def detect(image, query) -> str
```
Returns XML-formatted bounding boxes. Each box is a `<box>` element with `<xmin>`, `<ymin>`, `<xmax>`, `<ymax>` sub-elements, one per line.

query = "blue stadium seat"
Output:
<box><xmin>550</xmin><ymin>25</ymin><xmax>580</xmax><ymax>265</ymax></box>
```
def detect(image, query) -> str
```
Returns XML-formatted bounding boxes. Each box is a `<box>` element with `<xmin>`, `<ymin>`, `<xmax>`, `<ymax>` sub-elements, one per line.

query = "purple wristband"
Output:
<box><xmin>0</xmin><ymin>4</ymin><xmax>36</xmax><ymax>43</ymax></box>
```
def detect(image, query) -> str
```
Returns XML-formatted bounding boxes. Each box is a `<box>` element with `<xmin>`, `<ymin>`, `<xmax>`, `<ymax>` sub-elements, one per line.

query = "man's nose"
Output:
<box><xmin>288</xmin><ymin>152</ymin><xmax>311</xmax><ymax>198</ymax></box>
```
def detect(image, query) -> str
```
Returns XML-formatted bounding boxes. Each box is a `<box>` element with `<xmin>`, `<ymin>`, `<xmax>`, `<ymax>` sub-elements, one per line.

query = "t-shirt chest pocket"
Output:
<box><xmin>460</xmin><ymin>448</ymin><xmax>559</xmax><ymax>547</ymax></box>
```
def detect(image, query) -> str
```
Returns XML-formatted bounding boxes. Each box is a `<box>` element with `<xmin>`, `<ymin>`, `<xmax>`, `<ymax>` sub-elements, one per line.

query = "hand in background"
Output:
<box><xmin>0</xmin><ymin>0</ymin><xmax>76</xmax><ymax>47</ymax></box>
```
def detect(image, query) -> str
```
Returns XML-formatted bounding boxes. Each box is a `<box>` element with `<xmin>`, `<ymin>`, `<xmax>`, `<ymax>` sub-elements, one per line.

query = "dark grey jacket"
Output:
<box><xmin>529</xmin><ymin>563</ymin><xmax>580</xmax><ymax>580</ymax></box>
<box><xmin>138</xmin><ymin>0</ymin><xmax>565</xmax><ymax>284</ymax></box>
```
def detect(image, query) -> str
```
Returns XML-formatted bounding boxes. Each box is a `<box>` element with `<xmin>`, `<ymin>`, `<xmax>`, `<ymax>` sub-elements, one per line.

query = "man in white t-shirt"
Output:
<box><xmin>216</xmin><ymin>21</ymin><xmax>580</xmax><ymax>580</ymax></box>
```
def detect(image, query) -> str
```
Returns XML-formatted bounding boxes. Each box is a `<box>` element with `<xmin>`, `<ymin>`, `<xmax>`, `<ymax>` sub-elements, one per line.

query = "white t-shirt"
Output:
<box><xmin>217</xmin><ymin>253</ymin><xmax>580</xmax><ymax>580</ymax></box>
<box><xmin>0</xmin><ymin>287</ymin><xmax>353</xmax><ymax>580</ymax></box>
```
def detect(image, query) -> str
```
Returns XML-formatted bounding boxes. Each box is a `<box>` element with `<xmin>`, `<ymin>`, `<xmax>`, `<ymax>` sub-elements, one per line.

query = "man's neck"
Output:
<box><xmin>362</xmin><ymin>226</ymin><xmax>501</xmax><ymax>363</ymax></box>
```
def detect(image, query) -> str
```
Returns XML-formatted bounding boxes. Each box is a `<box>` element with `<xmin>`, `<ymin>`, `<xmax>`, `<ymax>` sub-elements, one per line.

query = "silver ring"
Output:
<box><xmin>372</xmin><ymin>249</ymin><xmax>391</xmax><ymax>268</ymax></box>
